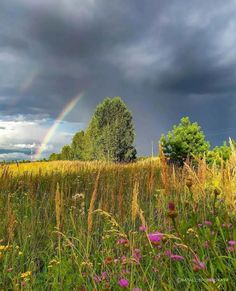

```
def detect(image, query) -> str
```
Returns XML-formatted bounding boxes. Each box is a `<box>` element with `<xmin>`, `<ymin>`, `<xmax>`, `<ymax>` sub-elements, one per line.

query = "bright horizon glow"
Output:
<box><xmin>34</xmin><ymin>93</ymin><xmax>83</xmax><ymax>160</ymax></box>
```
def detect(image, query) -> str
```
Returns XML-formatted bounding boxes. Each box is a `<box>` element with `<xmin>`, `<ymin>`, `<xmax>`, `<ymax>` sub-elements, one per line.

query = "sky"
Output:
<box><xmin>0</xmin><ymin>0</ymin><xmax>236</xmax><ymax>160</ymax></box>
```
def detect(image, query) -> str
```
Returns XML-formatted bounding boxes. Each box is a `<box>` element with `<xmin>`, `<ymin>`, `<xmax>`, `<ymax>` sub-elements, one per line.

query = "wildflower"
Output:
<box><xmin>119</xmin><ymin>278</ymin><xmax>129</xmax><ymax>288</ymax></box>
<box><xmin>167</xmin><ymin>202</ymin><xmax>178</xmax><ymax>218</ymax></box>
<box><xmin>168</xmin><ymin>202</ymin><xmax>175</xmax><ymax>211</ymax></box>
<box><xmin>104</xmin><ymin>256</ymin><xmax>113</xmax><ymax>265</ymax></box>
<box><xmin>192</xmin><ymin>257</ymin><xmax>206</xmax><ymax>272</ymax></box>
<box><xmin>228</xmin><ymin>246</ymin><xmax>234</xmax><ymax>252</ymax></box>
<box><xmin>21</xmin><ymin>271</ymin><xmax>32</xmax><ymax>278</ymax></box>
<box><xmin>148</xmin><ymin>232</ymin><xmax>163</xmax><ymax>245</ymax></box>
<box><xmin>0</xmin><ymin>245</ymin><xmax>10</xmax><ymax>251</ymax></box>
<box><xmin>121</xmin><ymin>256</ymin><xmax>127</xmax><ymax>264</ymax></box>
<box><xmin>165</xmin><ymin>250</ymin><xmax>184</xmax><ymax>261</ymax></box>
<box><xmin>139</xmin><ymin>225</ymin><xmax>147</xmax><ymax>232</ymax></box>
<box><xmin>94</xmin><ymin>274</ymin><xmax>102</xmax><ymax>283</ymax></box>
<box><xmin>170</xmin><ymin>254</ymin><xmax>184</xmax><ymax>261</ymax></box>
<box><xmin>18</xmin><ymin>251</ymin><xmax>23</xmax><ymax>256</ymax></box>
<box><xmin>228</xmin><ymin>240</ymin><xmax>236</xmax><ymax>246</ymax></box>
<box><xmin>132</xmin><ymin>248</ymin><xmax>142</xmax><ymax>263</ymax></box>
<box><xmin>133</xmin><ymin>288</ymin><xmax>142</xmax><ymax>291</ymax></box>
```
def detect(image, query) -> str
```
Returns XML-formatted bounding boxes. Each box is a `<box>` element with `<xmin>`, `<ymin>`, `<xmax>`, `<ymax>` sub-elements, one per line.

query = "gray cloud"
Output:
<box><xmin>0</xmin><ymin>0</ymin><xmax>236</xmax><ymax>155</ymax></box>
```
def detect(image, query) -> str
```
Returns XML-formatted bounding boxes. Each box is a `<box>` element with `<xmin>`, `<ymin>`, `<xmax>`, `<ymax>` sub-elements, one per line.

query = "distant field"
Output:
<box><xmin>0</xmin><ymin>157</ymin><xmax>235</xmax><ymax>290</ymax></box>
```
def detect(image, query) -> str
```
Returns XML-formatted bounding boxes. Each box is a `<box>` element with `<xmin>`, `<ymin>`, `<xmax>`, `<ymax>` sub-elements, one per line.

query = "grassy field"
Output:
<box><xmin>0</xmin><ymin>156</ymin><xmax>235</xmax><ymax>290</ymax></box>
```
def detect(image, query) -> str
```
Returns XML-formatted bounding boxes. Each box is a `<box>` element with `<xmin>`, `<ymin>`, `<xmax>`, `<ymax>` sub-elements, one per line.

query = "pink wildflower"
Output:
<box><xmin>170</xmin><ymin>254</ymin><xmax>184</xmax><ymax>261</ymax></box>
<box><xmin>228</xmin><ymin>246</ymin><xmax>234</xmax><ymax>252</ymax></box>
<box><xmin>119</xmin><ymin>278</ymin><xmax>129</xmax><ymax>288</ymax></box>
<box><xmin>228</xmin><ymin>240</ymin><xmax>236</xmax><ymax>246</ymax></box>
<box><xmin>139</xmin><ymin>225</ymin><xmax>147</xmax><ymax>232</ymax></box>
<box><xmin>192</xmin><ymin>257</ymin><xmax>206</xmax><ymax>271</ymax></box>
<box><xmin>148</xmin><ymin>232</ymin><xmax>163</xmax><ymax>245</ymax></box>
<box><xmin>132</xmin><ymin>248</ymin><xmax>142</xmax><ymax>263</ymax></box>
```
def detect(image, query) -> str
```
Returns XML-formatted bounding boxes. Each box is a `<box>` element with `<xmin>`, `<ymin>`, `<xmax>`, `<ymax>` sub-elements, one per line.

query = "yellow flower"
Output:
<box><xmin>18</xmin><ymin>251</ymin><xmax>23</xmax><ymax>256</ymax></box>
<box><xmin>0</xmin><ymin>245</ymin><xmax>10</xmax><ymax>251</ymax></box>
<box><xmin>21</xmin><ymin>271</ymin><xmax>32</xmax><ymax>278</ymax></box>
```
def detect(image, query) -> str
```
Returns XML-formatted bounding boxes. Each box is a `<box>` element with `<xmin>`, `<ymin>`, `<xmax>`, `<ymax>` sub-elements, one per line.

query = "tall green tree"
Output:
<box><xmin>60</xmin><ymin>145</ymin><xmax>73</xmax><ymax>160</ymax></box>
<box><xmin>71</xmin><ymin>130</ymin><xmax>85</xmax><ymax>160</ymax></box>
<box><xmin>160</xmin><ymin>117</ymin><xmax>210</xmax><ymax>165</ymax></box>
<box><xmin>84</xmin><ymin>97</ymin><xmax>136</xmax><ymax>162</ymax></box>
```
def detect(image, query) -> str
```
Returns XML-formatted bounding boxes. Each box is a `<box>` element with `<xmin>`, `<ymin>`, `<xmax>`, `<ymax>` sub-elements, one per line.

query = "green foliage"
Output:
<box><xmin>207</xmin><ymin>142</ymin><xmax>231</xmax><ymax>165</ymax></box>
<box><xmin>60</xmin><ymin>145</ymin><xmax>73</xmax><ymax>160</ymax></box>
<box><xmin>84</xmin><ymin>97</ymin><xmax>136</xmax><ymax>162</ymax></box>
<box><xmin>161</xmin><ymin>117</ymin><xmax>210</xmax><ymax>165</ymax></box>
<box><xmin>71</xmin><ymin>131</ymin><xmax>85</xmax><ymax>160</ymax></box>
<box><xmin>51</xmin><ymin>97</ymin><xmax>136</xmax><ymax>162</ymax></box>
<box><xmin>49</xmin><ymin>153</ymin><xmax>61</xmax><ymax>161</ymax></box>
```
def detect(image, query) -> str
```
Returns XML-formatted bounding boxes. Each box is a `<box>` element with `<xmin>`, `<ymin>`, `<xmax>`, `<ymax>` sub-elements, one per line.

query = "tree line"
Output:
<box><xmin>49</xmin><ymin>96</ymin><xmax>234</xmax><ymax>165</ymax></box>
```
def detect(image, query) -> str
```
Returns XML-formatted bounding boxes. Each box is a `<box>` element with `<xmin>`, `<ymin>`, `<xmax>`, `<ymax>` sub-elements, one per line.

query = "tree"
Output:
<box><xmin>49</xmin><ymin>153</ymin><xmax>61</xmax><ymax>161</ymax></box>
<box><xmin>84</xmin><ymin>97</ymin><xmax>136</xmax><ymax>162</ymax></box>
<box><xmin>60</xmin><ymin>145</ymin><xmax>73</xmax><ymax>160</ymax></box>
<box><xmin>160</xmin><ymin>117</ymin><xmax>210</xmax><ymax>165</ymax></box>
<box><xmin>207</xmin><ymin>141</ymin><xmax>231</xmax><ymax>165</ymax></box>
<box><xmin>71</xmin><ymin>130</ymin><xmax>85</xmax><ymax>160</ymax></box>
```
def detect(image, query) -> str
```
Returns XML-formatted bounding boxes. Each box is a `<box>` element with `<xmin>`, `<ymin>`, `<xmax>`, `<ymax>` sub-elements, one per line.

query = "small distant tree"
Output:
<box><xmin>84</xmin><ymin>97</ymin><xmax>136</xmax><ymax>162</ymax></box>
<box><xmin>60</xmin><ymin>145</ymin><xmax>73</xmax><ymax>160</ymax></box>
<box><xmin>71</xmin><ymin>130</ymin><xmax>85</xmax><ymax>160</ymax></box>
<box><xmin>160</xmin><ymin>117</ymin><xmax>210</xmax><ymax>166</ymax></box>
<box><xmin>49</xmin><ymin>152</ymin><xmax>61</xmax><ymax>161</ymax></box>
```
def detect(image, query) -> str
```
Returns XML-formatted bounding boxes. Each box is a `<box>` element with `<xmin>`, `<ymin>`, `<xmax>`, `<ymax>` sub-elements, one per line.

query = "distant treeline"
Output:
<box><xmin>49</xmin><ymin>97</ymin><xmax>235</xmax><ymax>165</ymax></box>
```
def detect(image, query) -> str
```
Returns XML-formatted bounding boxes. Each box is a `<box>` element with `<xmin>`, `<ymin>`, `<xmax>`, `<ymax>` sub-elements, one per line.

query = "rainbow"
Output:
<box><xmin>34</xmin><ymin>93</ymin><xmax>83</xmax><ymax>161</ymax></box>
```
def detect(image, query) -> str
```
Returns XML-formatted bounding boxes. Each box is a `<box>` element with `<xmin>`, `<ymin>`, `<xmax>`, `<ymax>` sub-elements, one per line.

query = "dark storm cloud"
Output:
<box><xmin>0</xmin><ymin>0</ymin><xmax>236</xmax><ymax>154</ymax></box>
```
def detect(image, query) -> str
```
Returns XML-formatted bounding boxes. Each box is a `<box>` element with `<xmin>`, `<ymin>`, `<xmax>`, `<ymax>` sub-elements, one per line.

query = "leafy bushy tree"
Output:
<box><xmin>207</xmin><ymin>141</ymin><xmax>231</xmax><ymax>164</ymax></box>
<box><xmin>84</xmin><ymin>97</ymin><xmax>136</xmax><ymax>162</ymax></box>
<box><xmin>160</xmin><ymin>117</ymin><xmax>210</xmax><ymax>165</ymax></box>
<box><xmin>49</xmin><ymin>153</ymin><xmax>61</xmax><ymax>161</ymax></box>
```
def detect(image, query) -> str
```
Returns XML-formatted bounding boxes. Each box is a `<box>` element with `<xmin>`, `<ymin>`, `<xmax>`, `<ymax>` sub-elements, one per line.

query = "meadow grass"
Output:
<box><xmin>0</xmin><ymin>156</ymin><xmax>235</xmax><ymax>290</ymax></box>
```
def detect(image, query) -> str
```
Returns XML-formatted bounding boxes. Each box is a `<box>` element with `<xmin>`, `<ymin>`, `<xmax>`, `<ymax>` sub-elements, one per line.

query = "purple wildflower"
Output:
<box><xmin>228</xmin><ymin>240</ymin><xmax>236</xmax><ymax>246</ymax></box>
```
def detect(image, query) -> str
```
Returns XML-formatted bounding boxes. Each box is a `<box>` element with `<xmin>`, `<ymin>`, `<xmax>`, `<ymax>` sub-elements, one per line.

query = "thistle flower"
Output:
<box><xmin>167</xmin><ymin>202</ymin><xmax>178</xmax><ymax>218</ymax></box>
<box><xmin>148</xmin><ymin>232</ymin><xmax>163</xmax><ymax>245</ymax></box>
<box><xmin>119</xmin><ymin>278</ymin><xmax>129</xmax><ymax>288</ymax></box>
<box><xmin>228</xmin><ymin>240</ymin><xmax>236</xmax><ymax>246</ymax></box>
